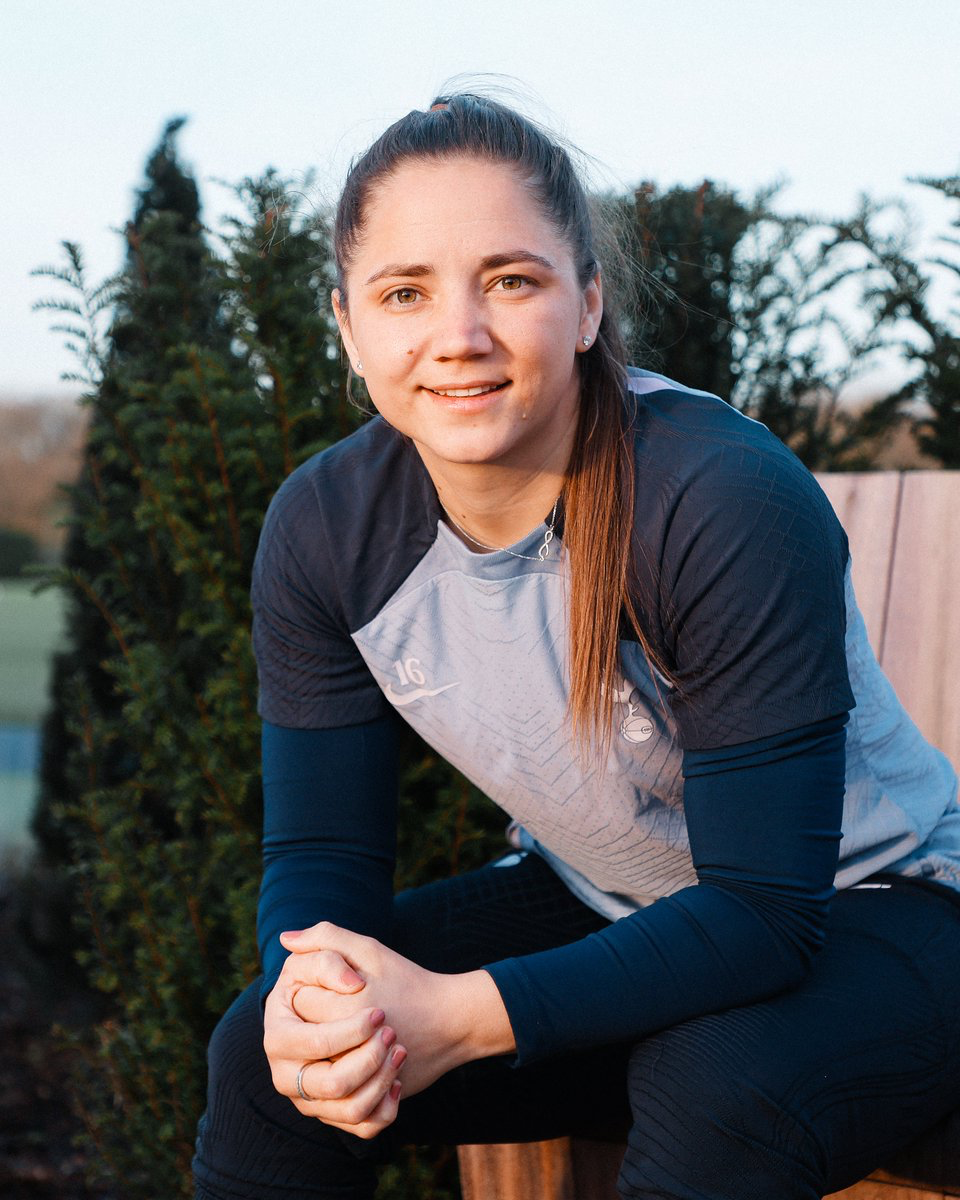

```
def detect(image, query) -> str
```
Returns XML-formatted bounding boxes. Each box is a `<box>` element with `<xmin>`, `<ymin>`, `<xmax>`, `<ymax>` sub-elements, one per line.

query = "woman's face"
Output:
<box><xmin>333</xmin><ymin>155</ymin><xmax>601</xmax><ymax>479</ymax></box>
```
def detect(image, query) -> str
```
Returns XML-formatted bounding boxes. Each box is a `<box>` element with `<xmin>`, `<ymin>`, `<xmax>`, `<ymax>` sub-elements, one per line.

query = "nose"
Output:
<box><xmin>431</xmin><ymin>290</ymin><xmax>494</xmax><ymax>361</ymax></box>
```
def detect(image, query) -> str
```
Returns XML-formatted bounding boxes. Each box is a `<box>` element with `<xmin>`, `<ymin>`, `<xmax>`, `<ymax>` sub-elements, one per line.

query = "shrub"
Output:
<box><xmin>0</xmin><ymin>526</ymin><xmax>40</xmax><ymax>578</ymax></box>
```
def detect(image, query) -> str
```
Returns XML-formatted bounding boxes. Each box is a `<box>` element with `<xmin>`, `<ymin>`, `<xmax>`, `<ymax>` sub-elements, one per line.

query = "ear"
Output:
<box><xmin>332</xmin><ymin>288</ymin><xmax>362</xmax><ymax>372</ymax></box>
<box><xmin>576</xmin><ymin>269</ymin><xmax>603</xmax><ymax>353</ymax></box>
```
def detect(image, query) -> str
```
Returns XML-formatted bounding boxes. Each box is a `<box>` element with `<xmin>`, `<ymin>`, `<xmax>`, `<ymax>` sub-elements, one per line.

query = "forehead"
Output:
<box><xmin>352</xmin><ymin>155</ymin><xmax>571</xmax><ymax>268</ymax></box>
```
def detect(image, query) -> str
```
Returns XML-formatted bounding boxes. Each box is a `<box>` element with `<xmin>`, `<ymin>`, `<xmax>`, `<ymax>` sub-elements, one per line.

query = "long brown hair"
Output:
<box><xmin>333</xmin><ymin>93</ymin><xmax>662</xmax><ymax>754</ymax></box>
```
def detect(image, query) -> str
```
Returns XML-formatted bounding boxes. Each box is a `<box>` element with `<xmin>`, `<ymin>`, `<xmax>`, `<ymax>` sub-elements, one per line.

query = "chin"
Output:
<box><xmin>425</xmin><ymin>432</ymin><xmax>525</xmax><ymax>466</ymax></box>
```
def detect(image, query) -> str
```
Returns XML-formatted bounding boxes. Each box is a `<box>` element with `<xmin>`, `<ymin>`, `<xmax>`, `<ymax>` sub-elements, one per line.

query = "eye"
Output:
<box><xmin>387</xmin><ymin>287</ymin><xmax>420</xmax><ymax>306</ymax></box>
<box><xmin>497</xmin><ymin>275</ymin><xmax>526</xmax><ymax>291</ymax></box>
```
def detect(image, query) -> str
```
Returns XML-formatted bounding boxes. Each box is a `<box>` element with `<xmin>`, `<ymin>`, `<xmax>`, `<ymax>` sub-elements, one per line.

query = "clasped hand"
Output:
<box><xmin>263</xmin><ymin>922</ymin><xmax>478</xmax><ymax>1139</ymax></box>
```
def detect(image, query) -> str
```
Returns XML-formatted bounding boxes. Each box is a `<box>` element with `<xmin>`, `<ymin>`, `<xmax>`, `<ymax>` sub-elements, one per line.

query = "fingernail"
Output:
<box><xmin>390</xmin><ymin>1081</ymin><xmax>402</xmax><ymax>1102</ymax></box>
<box><xmin>381</xmin><ymin>1026</ymin><xmax>397</xmax><ymax>1048</ymax></box>
<box><xmin>391</xmin><ymin>1047</ymin><xmax>407</xmax><ymax>1069</ymax></box>
<box><xmin>342</xmin><ymin>968</ymin><xmax>363</xmax><ymax>988</ymax></box>
<box><xmin>281</xmin><ymin>929</ymin><xmax>303</xmax><ymax>939</ymax></box>
<box><xmin>369</xmin><ymin>1008</ymin><xmax>386</xmax><ymax>1028</ymax></box>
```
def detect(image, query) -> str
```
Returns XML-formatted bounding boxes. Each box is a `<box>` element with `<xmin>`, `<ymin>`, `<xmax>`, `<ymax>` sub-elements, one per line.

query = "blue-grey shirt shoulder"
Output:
<box><xmin>250</xmin><ymin>418</ymin><xmax>439</xmax><ymax>728</ymax></box>
<box><xmin>627</xmin><ymin>367</ymin><xmax>818</xmax><ymax>473</ymax></box>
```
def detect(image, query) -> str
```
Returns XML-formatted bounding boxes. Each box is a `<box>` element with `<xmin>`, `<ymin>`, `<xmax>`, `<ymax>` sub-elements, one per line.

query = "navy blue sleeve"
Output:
<box><xmin>485</xmin><ymin>713</ymin><xmax>847</xmax><ymax>1064</ymax></box>
<box><xmin>257</xmin><ymin>716</ymin><xmax>398</xmax><ymax>1005</ymax></box>
<box><xmin>252</xmin><ymin>467</ymin><xmax>390</xmax><ymax>729</ymax></box>
<box><xmin>629</xmin><ymin>396</ymin><xmax>854</xmax><ymax>749</ymax></box>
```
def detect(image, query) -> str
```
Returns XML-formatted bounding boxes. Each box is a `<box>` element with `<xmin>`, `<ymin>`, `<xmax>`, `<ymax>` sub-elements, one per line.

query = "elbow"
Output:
<box><xmin>760</xmin><ymin>885</ymin><xmax>834</xmax><ymax>989</ymax></box>
<box><xmin>740</xmin><ymin>900</ymin><xmax>828</xmax><ymax>999</ymax></box>
<box><xmin>698</xmin><ymin>871</ymin><xmax>835</xmax><ymax>990</ymax></box>
<box><xmin>778</xmin><ymin>937</ymin><xmax>820</xmax><ymax>991</ymax></box>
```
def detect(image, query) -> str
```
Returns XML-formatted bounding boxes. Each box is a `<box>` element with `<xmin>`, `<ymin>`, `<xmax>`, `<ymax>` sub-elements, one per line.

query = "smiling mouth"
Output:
<box><xmin>425</xmin><ymin>383</ymin><xmax>509</xmax><ymax>398</ymax></box>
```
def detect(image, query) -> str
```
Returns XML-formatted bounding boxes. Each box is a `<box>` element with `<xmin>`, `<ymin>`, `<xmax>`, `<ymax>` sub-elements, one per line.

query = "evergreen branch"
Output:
<box><xmin>191</xmin><ymin>349</ymin><xmax>243</xmax><ymax>560</ymax></box>
<box><xmin>71</xmin><ymin>572</ymin><xmax>136</xmax><ymax>668</ymax></box>
<box><xmin>32</xmin><ymin>298</ymin><xmax>85</xmax><ymax>315</ymax></box>
<box><xmin>269</xmin><ymin>364</ymin><xmax>294</xmax><ymax>476</ymax></box>
<box><xmin>86</xmin><ymin>453</ymin><xmax>160</xmax><ymax>637</ymax></box>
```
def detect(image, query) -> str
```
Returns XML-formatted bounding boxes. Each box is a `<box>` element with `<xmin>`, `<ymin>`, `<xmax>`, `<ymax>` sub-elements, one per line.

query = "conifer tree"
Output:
<box><xmin>624</xmin><ymin>180</ymin><xmax>756</xmax><ymax>401</ymax></box>
<box><xmin>899</xmin><ymin>174</ymin><xmax>959</xmax><ymax>466</ymax></box>
<box><xmin>623</xmin><ymin>182</ymin><xmax>912</xmax><ymax>469</ymax></box>
<box><xmin>35</xmin><ymin>120</ymin><xmax>264</xmax><ymax>1193</ymax></box>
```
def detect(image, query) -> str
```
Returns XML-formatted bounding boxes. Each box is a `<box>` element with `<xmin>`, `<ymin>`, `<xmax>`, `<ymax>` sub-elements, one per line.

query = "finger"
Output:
<box><xmin>264</xmin><ymin>1005</ymin><xmax>385</xmax><ymax>1065</ymax></box>
<box><xmin>292</xmin><ymin>982</ymin><xmax>360</xmax><ymax>1024</ymax></box>
<box><xmin>299</xmin><ymin>1049</ymin><xmax>404</xmax><ymax>1131</ymax></box>
<box><xmin>291</xmin><ymin>983</ymin><xmax>361</xmax><ymax>1025</ymax></box>
<box><xmin>278</xmin><ymin>946</ymin><xmax>364</xmax><ymax>992</ymax></box>
<box><xmin>322</xmin><ymin>1079</ymin><xmax>403</xmax><ymax>1140</ymax></box>
<box><xmin>281</xmin><ymin>920</ymin><xmax>374</xmax><ymax>959</ymax></box>
<box><xmin>298</xmin><ymin>1027</ymin><xmax>405</xmax><ymax>1102</ymax></box>
<box><xmin>374</xmin><ymin>1079</ymin><xmax>404</xmax><ymax>1124</ymax></box>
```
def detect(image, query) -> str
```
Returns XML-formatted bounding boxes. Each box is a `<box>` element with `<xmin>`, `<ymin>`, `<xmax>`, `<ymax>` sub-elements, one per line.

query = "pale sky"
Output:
<box><xmin>3</xmin><ymin>0</ymin><xmax>958</xmax><ymax>398</ymax></box>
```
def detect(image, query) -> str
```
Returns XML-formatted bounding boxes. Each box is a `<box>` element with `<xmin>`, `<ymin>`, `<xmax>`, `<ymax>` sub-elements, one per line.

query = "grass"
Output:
<box><xmin>0</xmin><ymin>578</ymin><xmax>65</xmax><ymax>725</ymax></box>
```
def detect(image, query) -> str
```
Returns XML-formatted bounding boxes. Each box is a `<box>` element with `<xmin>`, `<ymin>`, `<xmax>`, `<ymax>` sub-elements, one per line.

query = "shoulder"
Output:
<box><xmin>622</xmin><ymin>371</ymin><xmax>854</xmax><ymax>746</ymax></box>
<box><xmin>256</xmin><ymin>417</ymin><xmax>439</xmax><ymax>633</ymax></box>
<box><xmin>624</xmin><ymin>368</ymin><xmax>845</xmax><ymax>556</ymax></box>
<box><xmin>266</xmin><ymin>415</ymin><xmax>428</xmax><ymax>530</ymax></box>
<box><xmin>626</xmin><ymin>367</ymin><xmax>807</xmax><ymax>482</ymax></box>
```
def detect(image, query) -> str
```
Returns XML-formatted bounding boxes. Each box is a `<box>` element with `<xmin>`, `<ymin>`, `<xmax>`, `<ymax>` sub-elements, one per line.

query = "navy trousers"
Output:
<box><xmin>193</xmin><ymin>854</ymin><xmax>960</xmax><ymax>1200</ymax></box>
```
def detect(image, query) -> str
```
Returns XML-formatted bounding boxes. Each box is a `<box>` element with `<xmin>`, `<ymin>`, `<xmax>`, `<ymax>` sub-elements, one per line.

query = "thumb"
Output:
<box><xmin>278</xmin><ymin>944</ymin><xmax>365</xmax><ymax>992</ymax></box>
<box><xmin>280</xmin><ymin>920</ymin><xmax>356</xmax><ymax>953</ymax></box>
<box><xmin>280</xmin><ymin>921</ymin><xmax>371</xmax><ymax>974</ymax></box>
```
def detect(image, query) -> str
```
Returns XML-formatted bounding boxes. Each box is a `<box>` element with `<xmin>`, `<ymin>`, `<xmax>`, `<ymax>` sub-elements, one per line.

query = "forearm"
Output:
<box><xmin>259</xmin><ymin>850</ymin><xmax>394</xmax><ymax>991</ymax></box>
<box><xmin>258</xmin><ymin>716</ymin><xmax>399</xmax><ymax>996</ymax></box>
<box><xmin>486</xmin><ymin>876</ymin><xmax>822</xmax><ymax>1062</ymax></box>
<box><xmin>486</xmin><ymin>715</ymin><xmax>847</xmax><ymax>1064</ymax></box>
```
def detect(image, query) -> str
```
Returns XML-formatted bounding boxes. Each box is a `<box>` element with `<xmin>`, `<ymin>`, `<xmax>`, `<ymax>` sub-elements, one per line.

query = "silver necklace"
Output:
<box><xmin>440</xmin><ymin>497</ymin><xmax>560</xmax><ymax>562</ymax></box>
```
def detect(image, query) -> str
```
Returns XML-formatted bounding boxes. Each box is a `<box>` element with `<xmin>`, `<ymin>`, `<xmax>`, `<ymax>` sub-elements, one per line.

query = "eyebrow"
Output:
<box><xmin>363</xmin><ymin>249</ymin><xmax>557</xmax><ymax>286</ymax></box>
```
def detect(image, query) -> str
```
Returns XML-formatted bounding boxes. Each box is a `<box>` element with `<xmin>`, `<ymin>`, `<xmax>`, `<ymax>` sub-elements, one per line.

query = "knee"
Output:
<box><xmin>196</xmin><ymin>977</ymin><xmax>284</xmax><ymax>1180</ymax></box>
<box><xmin>617</xmin><ymin>1018</ymin><xmax>824</xmax><ymax>1200</ymax></box>
<box><xmin>194</xmin><ymin>981</ymin><xmax>381</xmax><ymax>1199</ymax></box>
<box><xmin>204</xmin><ymin>979</ymin><xmax>270</xmax><ymax>1115</ymax></box>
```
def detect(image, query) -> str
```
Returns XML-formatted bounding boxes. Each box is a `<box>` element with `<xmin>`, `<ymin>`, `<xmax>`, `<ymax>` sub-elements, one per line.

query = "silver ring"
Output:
<box><xmin>296</xmin><ymin>1063</ymin><xmax>314</xmax><ymax>1102</ymax></box>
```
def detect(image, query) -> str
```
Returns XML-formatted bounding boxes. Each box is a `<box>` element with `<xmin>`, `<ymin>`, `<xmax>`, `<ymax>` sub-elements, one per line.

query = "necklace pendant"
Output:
<box><xmin>439</xmin><ymin>494</ymin><xmax>560</xmax><ymax>563</ymax></box>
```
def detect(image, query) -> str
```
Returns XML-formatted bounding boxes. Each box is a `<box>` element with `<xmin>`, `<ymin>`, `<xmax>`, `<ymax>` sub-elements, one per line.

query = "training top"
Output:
<box><xmin>252</xmin><ymin>369</ymin><xmax>960</xmax><ymax>1060</ymax></box>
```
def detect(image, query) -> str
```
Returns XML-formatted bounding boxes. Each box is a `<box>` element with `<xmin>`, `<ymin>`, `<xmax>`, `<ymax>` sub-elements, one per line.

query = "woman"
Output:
<box><xmin>194</xmin><ymin>94</ymin><xmax>960</xmax><ymax>1200</ymax></box>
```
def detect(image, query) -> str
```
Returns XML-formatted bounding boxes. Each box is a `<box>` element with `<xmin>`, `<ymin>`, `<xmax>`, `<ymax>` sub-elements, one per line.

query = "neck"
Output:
<box><xmin>418</xmin><ymin>444</ymin><xmax>572</xmax><ymax>551</ymax></box>
<box><xmin>415</xmin><ymin>394</ymin><xmax>578</xmax><ymax>547</ymax></box>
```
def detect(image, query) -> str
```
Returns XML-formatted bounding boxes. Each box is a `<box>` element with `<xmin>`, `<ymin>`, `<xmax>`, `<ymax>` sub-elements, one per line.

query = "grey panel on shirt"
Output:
<box><xmin>352</xmin><ymin>524</ymin><xmax>691</xmax><ymax>909</ymax></box>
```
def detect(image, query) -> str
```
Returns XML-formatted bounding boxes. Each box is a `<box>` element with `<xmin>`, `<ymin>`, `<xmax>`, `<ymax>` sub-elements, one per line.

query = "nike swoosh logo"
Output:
<box><xmin>383</xmin><ymin>681</ymin><xmax>459</xmax><ymax>707</ymax></box>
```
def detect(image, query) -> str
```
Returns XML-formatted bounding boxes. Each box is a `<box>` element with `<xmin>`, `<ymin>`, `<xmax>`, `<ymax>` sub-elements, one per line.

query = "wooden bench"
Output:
<box><xmin>458</xmin><ymin>471</ymin><xmax>960</xmax><ymax>1200</ymax></box>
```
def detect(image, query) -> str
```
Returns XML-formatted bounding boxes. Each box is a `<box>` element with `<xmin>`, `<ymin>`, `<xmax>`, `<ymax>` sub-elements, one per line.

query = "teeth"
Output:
<box><xmin>431</xmin><ymin>385</ymin><xmax>502</xmax><ymax>397</ymax></box>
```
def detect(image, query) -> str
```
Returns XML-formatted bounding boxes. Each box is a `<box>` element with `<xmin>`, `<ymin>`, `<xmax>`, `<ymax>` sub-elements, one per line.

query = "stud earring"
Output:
<box><xmin>355</xmin><ymin>361</ymin><xmax>363</xmax><ymax>371</ymax></box>
<box><xmin>582</xmin><ymin>336</ymin><xmax>591</xmax><ymax>347</ymax></box>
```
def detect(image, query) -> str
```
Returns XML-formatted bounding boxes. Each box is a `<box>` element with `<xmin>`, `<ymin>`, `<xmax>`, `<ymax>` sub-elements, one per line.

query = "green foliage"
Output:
<box><xmin>620</xmin><ymin>180</ymin><xmax>950</xmax><ymax>469</ymax></box>
<box><xmin>728</xmin><ymin>195</ymin><xmax>907</xmax><ymax>469</ymax></box>
<box><xmin>901</xmin><ymin>173</ymin><xmax>960</xmax><ymax>466</ymax></box>
<box><xmin>623</xmin><ymin>180</ymin><xmax>757</xmax><ymax>401</ymax></box>
<box><xmin>0</xmin><ymin>526</ymin><xmax>40</xmax><ymax>578</ymax></box>
<box><xmin>37</xmin><ymin>122</ymin><xmax>267</xmax><ymax>1192</ymax></box>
